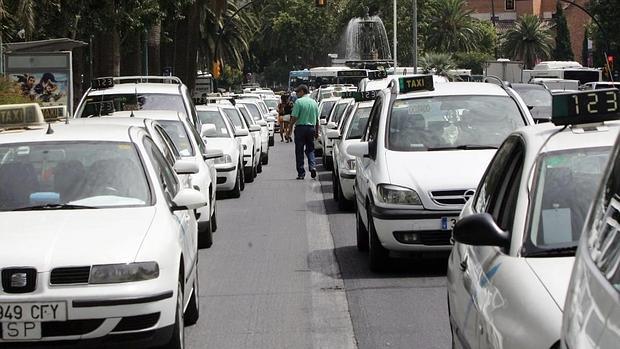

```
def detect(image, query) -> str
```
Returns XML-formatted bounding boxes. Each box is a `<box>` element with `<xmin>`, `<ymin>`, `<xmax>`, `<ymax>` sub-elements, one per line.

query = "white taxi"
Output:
<box><xmin>315</xmin><ymin>97</ymin><xmax>341</xmax><ymax>155</ymax></box>
<box><xmin>319</xmin><ymin>97</ymin><xmax>354</xmax><ymax>171</ymax></box>
<box><xmin>196</xmin><ymin>105</ymin><xmax>246</xmax><ymax>197</ymax></box>
<box><xmin>349</xmin><ymin>76</ymin><xmax>533</xmax><ymax>271</ymax></box>
<box><xmin>328</xmin><ymin>94</ymin><xmax>374</xmax><ymax>210</ymax></box>
<box><xmin>236</xmin><ymin>99</ymin><xmax>270</xmax><ymax>166</ymax></box>
<box><xmin>219</xmin><ymin>104</ymin><xmax>262</xmax><ymax>183</ymax></box>
<box><xmin>237</xmin><ymin>103</ymin><xmax>265</xmax><ymax>177</ymax></box>
<box><xmin>448</xmin><ymin>88</ymin><xmax>620</xmax><ymax>349</ymax></box>
<box><xmin>0</xmin><ymin>123</ymin><xmax>205</xmax><ymax>347</ymax></box>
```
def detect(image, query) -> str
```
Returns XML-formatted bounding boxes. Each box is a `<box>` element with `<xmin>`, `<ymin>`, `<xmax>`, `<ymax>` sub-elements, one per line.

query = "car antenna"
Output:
<box><xmin>131</xmin><ymin>87</ymin><xmax>138</xmax><ymax>117</ymax></box>
<box><xmin>46</xmin><ymin>123</ymin><xmax>54</xmax><ymax>135</ymax></box>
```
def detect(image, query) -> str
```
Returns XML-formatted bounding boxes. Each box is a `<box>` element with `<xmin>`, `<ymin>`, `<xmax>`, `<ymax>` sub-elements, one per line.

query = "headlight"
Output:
<box><xmin>377</xmin><ymin>184</ymin><xmax>422</xmax><ymax>206</ymax></box>
<box><xmin>243</xmin><ymin>144</ymin><xmax>247</xmax><ymax>150</ymax></box>
<box><xmin>346</xmin><ymin>159</ymin><xmax>356</xmax><ymax>170</ymax></box>
<box><xmin>89</xmin><ymin>262</ymin><xmax>159</xmax><ymax>284</ymax></box>
<box><xmin>214</xmin><ymin>154</ymin><xmax>233</xmax><ymax>165</ymax></box>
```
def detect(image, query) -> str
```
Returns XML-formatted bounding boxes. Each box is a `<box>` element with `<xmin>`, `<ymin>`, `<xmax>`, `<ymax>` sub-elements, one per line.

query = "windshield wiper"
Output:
<box><xmin>525</xmin><ymin>245</ymin><xmax>577</xmax><ymax>257</ymax></box>
<box><xmin>12</xmin><ymin>204</ymin><xmax>98</xmax><ymax>211</ymax></box>
<box><xmin>427</xmin><ymin>145</ymin><xmax>499</xmax><ymax>151</ymax></box>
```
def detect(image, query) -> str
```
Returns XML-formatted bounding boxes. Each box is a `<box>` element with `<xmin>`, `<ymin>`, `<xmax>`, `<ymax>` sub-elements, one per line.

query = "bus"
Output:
<box><xmin>522</xmin><ymin>61</ymin><xmax>601</xmax><ymax>85</ymax></box>
<box><xmin>288</xmin><ymin>70</ymin><xmax>310</xmax><ymax>91</ymax></box>
<box><xmin>194</xmin><ymin>72</ymin><xmax>214</xmax><ymax>99</ymax></box>
<box><xmin>308</xmin><ymin>67</ymin><xmax>368</xmax><ymax>89</ymax></box>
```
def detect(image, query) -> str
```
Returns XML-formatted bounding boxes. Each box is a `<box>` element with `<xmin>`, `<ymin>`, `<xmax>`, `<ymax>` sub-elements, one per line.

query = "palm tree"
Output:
<box><xmin>502</xmin><ymin>14</ymin><xmax>553</xmax><ymax>69</ymax></box>
<box><xmin>419</xmin><ymin>52</ymin><xmax>457</xmax><ymax>78</ymax></box>
<box><xmin>426</xmin><ymin>0</ymin><xmax>480</xmax><ymax>53</ymax></box>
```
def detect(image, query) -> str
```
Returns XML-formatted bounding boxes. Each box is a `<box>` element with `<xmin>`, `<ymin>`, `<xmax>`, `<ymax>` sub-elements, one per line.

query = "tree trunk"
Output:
<box><xmin>95</xmin><ymin>0</ymin><xmax>120</xmax><ymax>76</ymax></box>
<box><xmin>121</xmin><ymin>30</ymin><xmax>142</xmax><ymax>76</ymax></box>
<box><xmin>174</xmin><ymin>0</ymin><xmax>205</xmax><ymax>90</ymax></box>
<box><xmin>148</xmin><ymin>20</ymin><xmax>161</xmax><ymax>75</ymax></box>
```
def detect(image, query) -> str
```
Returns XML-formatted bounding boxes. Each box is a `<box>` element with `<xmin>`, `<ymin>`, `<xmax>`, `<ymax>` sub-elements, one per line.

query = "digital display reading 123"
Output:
<box><xmin>551</xmin><ymin>88</ymin><xmax>620</xmax><ymax>126</ymax></box>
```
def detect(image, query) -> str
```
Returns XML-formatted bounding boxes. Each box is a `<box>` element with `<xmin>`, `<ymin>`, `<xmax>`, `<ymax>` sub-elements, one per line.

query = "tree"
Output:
<box><xmin>426</xmin><ymin>0</ymin><xmax>480</xmax><ymax>53</ymax></box>
<box><xmin>501</xmin><ymin>15</ymin><xmax>553</xmax><ymax>69</ymax></box>
<box><xmin>453</xmin><ymin>51</ymin><xmax>492</xmax><ymax>74</ymax></box>
<box><xmin>588</xmin><ymin>0</ymin><xmax>620</xmax><ymax>67</ymax></box>
<box><xmin>552</xmin><ymin>2</ymin><xmax>574</xmax><ymax>61</ymax></box>
<box><xmin>419</xmin><ymin>52</ymin><xmax>456</xmax><ymax>77</ymax></box>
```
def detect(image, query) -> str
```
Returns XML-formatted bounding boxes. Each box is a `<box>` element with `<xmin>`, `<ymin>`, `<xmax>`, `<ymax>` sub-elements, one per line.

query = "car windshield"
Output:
<box><xmin>242</xmin><ymin>103</ymin><xmax>262</xmax><ymax>121</ymax></box>
<box><xmin>346</xmin><ymin>106</ymin><xmax>371</xmax><ymax>140</ymax></box>
<box><xmin>330</xmin><ymin>102</ymin><xmax>349</xmax><ymax>124</ymax></box>
<box><xmin>238</xmin><ymin>106</ymin><xmax>254</xmax><ymax>125</ymax></box>
<box><xmin>320</xmin><ymin>101</ymin><xmax>337</xmax><ymax>119</ymax></box>
<box><xmin>512</xmin><ymin>85</ymin><xmax>552</xmax><ymax>107</ymax></box>
<box><xmin>264</xmin><ymin>99</ymin><xmax>278</xmax><ymax>109</ymax></box>
<box><xmin>197</xmin><ymin>110</ymin><xmax>230</xmax><ymax>137</ymax></box>
<box><xmin>78</xmin><ymin>93</ymin><xmax>186</xmax><ymax>117</ymax></box>
<box><xmin>387</xmin><ymin>95</ymin><xmax>525</xmax><ymax>151</ymax></box>
<box><xmin>222</xmin><ymin>108</ymin><xmax>247</xmax><ymax>129</ymax></box>
<box><xmin>526</xmin><ymin>147</ymin><xmax>611</xmax><ymax>255</ymax></box>
<box><xmin>0</xmin><ymin>141</ymin><xmax>150</xmax><ymax>211</ymax></box>
<box><xmin>158</xmin><ymin>120</ymin><xmax>195</xmax><ymax>157</ymax></box>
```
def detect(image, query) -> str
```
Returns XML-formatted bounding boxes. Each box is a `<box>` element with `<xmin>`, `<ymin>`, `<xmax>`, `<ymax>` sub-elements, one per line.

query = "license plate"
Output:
<box><xmin>0</xmin><ymin>302</ymin><xmax>66</xmax><ymax>322</ymax></box>
<box><xmin>1</xmin><ymin>322</ymin><xmax>41</xmax><ymax>340</ymax></box>
<box><xmin>441</xmin><ymin>217</ymin><xmax>458</xmax><ymax>231</ymax></box>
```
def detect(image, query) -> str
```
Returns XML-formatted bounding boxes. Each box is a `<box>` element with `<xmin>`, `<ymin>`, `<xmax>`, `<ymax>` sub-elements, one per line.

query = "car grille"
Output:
<box><xmin>113</xmin><ymin>313</ymin><xmax>161</xmax><ymax>332</ymax></box>
<box><xmin>393</xmin><ymin>230</ymin><xmax>452</xmax><ymax>245</ymax></box>
<box><xmin>430</xmin><ymin>189</ymin><xmax>475</xmax><ymax>206</ymax></box>
<box><xmin>50</xmin><ymin>266</ymin><xmax>91</xmax><ymax>285</ymax></box>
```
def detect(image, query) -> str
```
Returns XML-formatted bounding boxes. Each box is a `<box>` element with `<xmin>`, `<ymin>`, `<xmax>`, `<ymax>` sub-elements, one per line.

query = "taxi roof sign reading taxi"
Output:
<box><xmin>0</xmin><ymin>103</ymin><xmax>46</xmax><ymax>129</ymax></box>
<box><xmin>398</xmin><ymin>75</ymin><xmax>434</xmax><ymax>93</ymax></box>
<box><xmin>551</xmin><ymin>88</ymin><xmax>620</xmax><ymax>126</ymax></box>
<box><xmin>341</xmin><ymin>90</ymin><xmax>379</xmax><ymax>102</ymax></box>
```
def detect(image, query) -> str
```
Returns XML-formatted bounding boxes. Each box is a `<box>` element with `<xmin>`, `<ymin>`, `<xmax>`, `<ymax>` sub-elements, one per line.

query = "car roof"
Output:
<box><xmin>86</xmin><ymin>83</ymin><xmax>182</xmax><ymax>96</ymax></box>
<box><xmin>103</xmin><ymin>110</ymin><xmax>183</xmax><ymax>121</ymax></box>
<box><xmin>515</xmin><ymin>121</ymin><xmax>620</xmax><ymax>154</ymax></box>
<box><xmin>396</xmin><ymin>82</ymin><xmax>508</xmax><ymax>99</ymax></box>
<box><xmin>321</xmin><ymin>97</ymin><xmax>341</xmax><ymax>103</ymax></box>
<box><xmin>0</xmin><ymin>123</ymin><xmax>136</xmax><ymax>144</ymax></box>
<box><xmin>69</xmin><ymin>117</ymin><xmax>150</xmax><ymax>128</ymax></box>
<box><xmin>195</xmin><ymin>105</ymin><xmax>221</xmax><ymax>112</ymax></box>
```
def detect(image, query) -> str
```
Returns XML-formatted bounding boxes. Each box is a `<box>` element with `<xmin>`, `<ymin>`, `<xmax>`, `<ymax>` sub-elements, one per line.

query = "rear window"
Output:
<box><xmin>78</xmin><ymin>93</ymin><xmax>186</xmax><ymax>117</ymax></box>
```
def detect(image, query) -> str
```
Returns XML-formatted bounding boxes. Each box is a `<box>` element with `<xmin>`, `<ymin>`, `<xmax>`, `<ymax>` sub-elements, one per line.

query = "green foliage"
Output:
<box><xmin>419</xmin><ymin>52</ymin><xmax>455</xmax><ymax>77</ymax></box>
<box><xmin>0</xmin><ymin>77</ymin><xmax>33</xmax><ymax>105</ymax></box>
<box><xmin>426</xmin><ymin>0</ymin><xmax>481</xmax><ymax>53</ymax></box>
<box><xmin>471</xmin><ymin>20</ymin><xmax>497</xmax><ymax>56</ymax></box>
<box><xmin>501</xmin><ymin>14</ymin><xmax>553</xmax><ymax>69</ymax></box>
<box><xmin>588</xmin><ymin>0</ymin><xmax>620</xmax><ymax>67</ymax></box>
<box><xmin>453</xmin><ymin>51</ymin><xmax>492</xmax><ymax>74</ymax></box>
<box><xmin>218</xmin><ymin>65</ymin><xmax>243</xmax><ymax>91</ymax></box>
<box><xmin>552</xmin><ymin>2</ymin><xmax>574</xmax><ymax>61</ymax></box>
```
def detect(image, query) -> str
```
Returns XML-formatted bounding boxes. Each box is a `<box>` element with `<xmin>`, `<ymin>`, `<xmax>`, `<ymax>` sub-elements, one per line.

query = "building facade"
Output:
<box><xmin>466</xmin><ymin>0</ymin><xmax>590</xmax><ymax>64</ymax></box>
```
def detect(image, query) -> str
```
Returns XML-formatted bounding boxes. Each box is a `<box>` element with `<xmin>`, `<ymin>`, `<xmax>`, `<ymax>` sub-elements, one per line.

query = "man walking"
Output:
<box><xmin>288</xmin><ymin>84</ymin><xmax>319</xmax><ymax>180</ymax></box>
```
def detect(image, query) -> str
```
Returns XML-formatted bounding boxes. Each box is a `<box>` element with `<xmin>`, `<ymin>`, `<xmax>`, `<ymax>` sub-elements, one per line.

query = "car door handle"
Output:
<box><xmin>460</xmin><ymin>256</ymin><xmax>468</xmax><ymax>272</ymax></box>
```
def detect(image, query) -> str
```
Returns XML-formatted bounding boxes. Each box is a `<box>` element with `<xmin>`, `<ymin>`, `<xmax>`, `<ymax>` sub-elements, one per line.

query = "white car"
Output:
<box><xmin>220</xmin><ymin>104</ymin><xmax>262</xmax><ymax>182</ymax></box>
<box><xmin>236</xmin><ymin>103</ymin><xmax>264</xmax><ymax>178</ymax></box>
<box><xmin>196</xmin><ymin>105</ymin><xmax>246</xmax><ymax>197</ymax></box>
<box><xmin>98</xmin><ymin>110</ymin><xmax>219</xmax><ymax>249</ymax></box>
<box><xmin>263</xmin><ymin>97</ymin><xmax>281</xmax><ymax>135</ymax></box>
<box><xmin>74</xmin><ymin>76</ymin><xmax>200</xmax><ymax>127</ymax></box>
<box><xmin>449</xmin><ymin>88</ymin><xmax>620</xmax><ymax>349</ymax></box>
<box><xmin>349</xmin><ymin>76</ymin><xmax>533</xmax><ymax>271</ymax></box>
<box><xmin>329</xmin><ymin>98</ymin><xmax>373</xmax><ymax>209</ymax></box>
<box><xmin>236</xmin><ymin>100</ymin><xmax>270</xmax><ymax>166</ymax></box>
<box><xmin>315</xmin><ymin>97</ymin><xmax>340</xmax><ymax>155</ymax></box>
<box><xmin>0</xmin><ymin>122</ymin><xmax>205</xmax><ymax>347</ymax></box>
<box><xmin>320</xmin><ymin>97</ymin><xmax>354</xmax><ymax>170</ymax></box>
<box><xmin>254</xmin><ymin>98</ymin><xmax>277</xmax><ymax>146</ymax></box>
<box><xmin>561</xmin><ymin>93</ymin><xmax>620</xmax><ymax>349</ymax></box>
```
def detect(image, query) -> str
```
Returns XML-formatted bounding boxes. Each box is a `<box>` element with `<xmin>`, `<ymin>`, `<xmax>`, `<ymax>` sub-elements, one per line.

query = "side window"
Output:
<box><xmin>186</xmin><ymin>119</ymin><xmax>207</xmax><ymax>154</ymax></box>
<box><xmin>184</xmin><ymin>89</ymin><xmax>199</xmax><ymax>126</ymax></box>
<box><xmin>155</xmin><ymin>125</ymin><xmax>182</xmax><ymax>159</ymax></box>
<box><xmin>363</xmin><ymin>97</ymin><xmax>382</xmax><ymax>142</ymax></box>
<box><xmin>474</xmin><ymin>137</ymin><xmax>519</xmax><ymax>214</ymax></box>
<box><xmin>143</xmin><ymin>137</ymin><xmax>180</xmax><ymax>199</ymax></box>
<box><xmin>494</xmin><ymin>144</ymin><xmax>525</xmax><ymax>231</ymax></box>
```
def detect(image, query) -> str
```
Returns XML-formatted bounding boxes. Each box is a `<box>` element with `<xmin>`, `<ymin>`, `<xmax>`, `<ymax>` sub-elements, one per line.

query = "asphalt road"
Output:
<box><xmin>187</xmin><ymin>141</ymin><xmax>451</xmax><ymax>349</ymax></box>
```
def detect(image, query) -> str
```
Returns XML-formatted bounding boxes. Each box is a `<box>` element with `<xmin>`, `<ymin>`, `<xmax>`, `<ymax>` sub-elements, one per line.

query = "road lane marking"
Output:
<box><xmin>306</xmin><ymin>181</ymin><xmax>358</xmax><ymax>349</ymax></box>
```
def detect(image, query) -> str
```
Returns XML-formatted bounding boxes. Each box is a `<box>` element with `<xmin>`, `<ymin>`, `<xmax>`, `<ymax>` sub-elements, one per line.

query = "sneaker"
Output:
<box><xmin>296</xmin><ymin>175</ymin><xmax>304</xmax><ymax>180</ymax></box>
<box><xmin>310</xmin><ymin>169</ymin><xmax>317</xmax><ymax>179</ymax></box>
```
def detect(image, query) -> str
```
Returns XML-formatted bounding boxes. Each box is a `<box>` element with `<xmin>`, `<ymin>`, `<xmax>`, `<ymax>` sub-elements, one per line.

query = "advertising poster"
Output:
<box><xmin>10</xmin><ymin>72</ymin><xmax>69</xmax><ymax>106</ymax></box>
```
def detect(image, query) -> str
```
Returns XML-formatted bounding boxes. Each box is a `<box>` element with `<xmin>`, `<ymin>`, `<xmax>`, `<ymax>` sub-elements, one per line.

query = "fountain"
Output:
<box><xmin>339</xmin><ymin>8</ymin><xmax>392</xmax><ymax>64</ymax></box>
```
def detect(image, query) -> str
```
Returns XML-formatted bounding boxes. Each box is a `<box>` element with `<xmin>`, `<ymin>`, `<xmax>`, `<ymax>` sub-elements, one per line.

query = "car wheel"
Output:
<box><xmin>245</xmin><ymin>153</ymin><xmax>255</xmax><ymax>183</ymax></box>
<box><xmin>261</xmin><ymin>150</ymin><xmax>269</xmax><ymax>165</ymax></box>
<box><xmin>165</xmin><ymin>281</ymin><xmax>185</xmax><ymax>349</ymax></box>
<box><xmin>337</xmin><ymin>186</ymin><xmax>352</xmax><ymax>211</ymax></box>
<box><xmin>231</xmin><ymin>167</ymin><xmax>242</xmax><ymax>198</ymax></box>
<box><xmin>368</xmin><ymin>208</ymin><xmax>389</xmax><ymax>272</ymax></box>
<box><xmin>239</xmin><ymin>161</ymin><xmax>245</xmax><ymax>191</ymax></box>
<box><xmin>257</xmin><ymin>159</ymin><xmax>263</xmax><ymax>173</ymax></box>
<box><xmin>184</xmin><ymin>262</ymin><xmax>200</xmax><ymax>326</ymax></box>
<box><xmin>323</xmin><ymin>154</ymin><xmax>332</xmax><ymax>170</ymax></box>
<box><xmin>198</xmin><ymin>219</ymin><xmax>213</xmax><ymax>249</ymax></box>
<box><xmin>332</xmin><ymin>170</ymin><xmax>339</xmax><ymax>201</ymax></box>
<box><xmin>356</xmin><ymin>203</ymin><xmax>369</xmax><ymax>251</ymax></box>
<box><xmin>269</xmin><ymin>136</ymin><xmax>274</xmax><ymax>147</ymax></box>
<box><xmin>211</xmin><ymin>204</ymin><xmax>218</xmax><ymax>233</ymax></box>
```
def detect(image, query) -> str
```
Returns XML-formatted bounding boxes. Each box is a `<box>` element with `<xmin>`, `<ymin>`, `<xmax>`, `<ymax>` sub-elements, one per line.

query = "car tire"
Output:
<box><xmin>257</xmin><ymin>159</ymin><xmax>263</xmax><ymax>174</ymax></box>
<box><xmin>368</xmin><ymin>208</ymin><xmax>389</xmax><ymax>272</ymax></box>
<box><xmin>269</xmin><ymin>136</ymin><xmax>274</xmax><ymax>147</ymax></box>
<box><xmin>332</xmin><ymin>170</ymin><xmax>339</xmax><ymax>201</ymax></box>
<box><xmin>239</xmin><ymin>161</ymin><xmax>245</xmax><ymax>191</ymax></box>
<box><xmin>184</xmin><ymin>262</ymin><xmax>200</xmax><ymax>326</ymax></box>
<box><xmin>165</xmin><ymin>282</ymin><xmax>185</xmax><ymax>349</ymax></box>
<box><xmin>337</xmin><ymin>187</ymin><xmax>352</xmax><ymax>211</ymax></box>
<box><xmin>245</xmin><ymin>153</ymin><xmax>255</xmax><ymax>183</ymax></box>
<box><xmin>323</xmin><ymin>154</ymin><xmax>332</xmax><ymax>171</ymax></box>
<box><xmin>356</xmin><ymin>203</ymin><xmax>369</xmax><ymax>251</ymax></box>
<box><xmin>262</xmin><ymin>151</ymin><xmax>269</xmax><ymax>165</ymax></box>
<box><xmin>198</xmin><ymin>220</ymin><xmax>213</xmax><ymax>249</ymax></box>
<box><xmin>211</xmin><ymin>204</ymin><xmax>218</xmax><ymax>233</ymax></box>
<box><xmin>231</xmin><ymin>168</ymin><xmax>242</xmax><ymax>198</ymax></box>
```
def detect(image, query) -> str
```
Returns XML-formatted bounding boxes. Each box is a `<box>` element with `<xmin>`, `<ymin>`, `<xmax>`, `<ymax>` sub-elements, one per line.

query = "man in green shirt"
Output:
<box><xmin>289</xmin><ymin>84</ymin><xmax>319</xmax><ymax>179</ymax></box>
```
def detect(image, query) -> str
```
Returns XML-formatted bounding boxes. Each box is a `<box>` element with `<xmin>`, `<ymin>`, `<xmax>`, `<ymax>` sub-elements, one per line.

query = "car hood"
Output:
<box><xmin>526</xmin><ymin>257</ymin><xmax>575</xmax><ymax>311</ymax></box>
<box><xmin>384</xmin><ymin>150</ymin><xmax>495</xmax><ymax>192</ymax></box>
<box><xmin>204</xmin><ymin>137</ymin><xmax>235</xmax><ymax>154</ymax></box>
<box><xmin>0</xmin><ymin>207</ymin><xmax>156</xmax><ymax>272</ymax></box>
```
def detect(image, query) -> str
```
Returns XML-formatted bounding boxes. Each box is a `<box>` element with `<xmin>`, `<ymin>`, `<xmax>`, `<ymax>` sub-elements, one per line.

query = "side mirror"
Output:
<box><xmin>235</xmin><ymin>128</ymin><xmax>249</xmax><ymax>137</ymax></box>
<box><xmin>201</xmin><ymin>123</ymin><xmax>217</xmax><ymax>138</ymax></box>
<box><xmin>319</xmin><ymin>119</ymin><xmax>327</xmax><ymax>126</ymax></box>
<box><xmin>326</xmin><ymin>129</ymin><xmax>341</xmax><ymax>140</ymax></box>
<box><xmin>174</xmin><ymin>159</ymin><xmax>199</xmax><ymax>175</ymax></box>
<box><xmin>347</xmin><ymin>142</ymin><xmax>369</xmax><ymax>157</ymax></box>
<box><xmin>203</xmin><ymin>148</ymin><xmax>223</xmax><ymax>160</ymax></box>
<box><xmin>257</xmin><ymin>120</ymin><xmax>268</xmax><ymax>127</ymax></box>
<box><xmin>326</xmin><ymin>121</ymin><xmax>337</xmax><ymax>129</ymax></box>
<box><xmin>266</xmin><ymin>116</ymin><xmax>276</xmax><ymax>122</ymax></box>
<box><xmin>452</xmin><ymin>213</ymin><xmax>509</xmax><ymax>248</ymax></box>
<box><xmin>249</xmin><ymin>125</ymin><xmax>261</xmax><ymax>132</ymax></box>
<box><xmin>527</xmin><ymin>105</ymin><xmax>535</xmax><ymax>110</ymax></box>
<box><xmin>533</xmin><ymin>116</ymin><xmax>551</xmax><ymax>124</ymax></box>
<box><xmin>171</xmin><ymin>188</ymin><xmax>207</xmax><ymax>211</ymax></box>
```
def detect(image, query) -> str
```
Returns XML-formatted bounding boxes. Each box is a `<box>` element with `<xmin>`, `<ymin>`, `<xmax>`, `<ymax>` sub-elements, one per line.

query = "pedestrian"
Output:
<box><xmin>277</xmin><ymin>94</ymin><xmax>293</xmax><ymax>143</ymax></box>
<box><xmin>288</xmin><ymin>84</ymin><xmax>319</xmax><ymax>180</ymax></box>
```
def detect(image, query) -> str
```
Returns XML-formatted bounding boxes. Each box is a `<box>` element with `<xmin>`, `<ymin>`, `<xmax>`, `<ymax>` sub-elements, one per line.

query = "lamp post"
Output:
<box><xmin>412</xmin><ymin>0</ymin><xmax>418</xmax><ymax>73</ymax></box>
<box><xmin>393</xmin><ymin>0</ymin><xmax>397</xmax><ymax>68</ymax></box>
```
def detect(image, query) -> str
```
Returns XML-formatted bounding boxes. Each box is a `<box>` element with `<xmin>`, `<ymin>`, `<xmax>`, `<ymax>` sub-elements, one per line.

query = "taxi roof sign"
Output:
<box><xmin>551</xmin><ymin>88</ymin><xmax>620</xmax><ymax>126</ymax></box>
<box><xmin>91</xmin><ymin>77</ymin><xmax>114</xmax><ymax>89</ymax></box>
<box><xmin>398</xmin><ymin>75</ymin><xmax>434</xmax><ymax>94</ymax></box>
<box><xmin>368</xmin><ymin>70</ymin><xmax>388</xmax><ymax>80</ymax></box>
<box><xmin>0</xmin><ymin>103</ymin><xmax>46</xmax><ymax>129</ymax></box>
<box><xmin>341</xmin><ymin>90</ymin><xmax>379</xmax><ymax>102</ymax></box>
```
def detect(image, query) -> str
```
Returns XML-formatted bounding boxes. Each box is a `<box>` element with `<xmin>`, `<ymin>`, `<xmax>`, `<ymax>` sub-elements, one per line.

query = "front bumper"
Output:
<box><xmin>370</xmin><ymin>205</ymin><xmax>458</xmax><ymax>252</ymax></box>
<box><xmin>338</xmin><ymin>171</ymin><xmax>355</xmax><ymax>200</ymax></box>
<box><xmin>215</xmin><ymin>165</ymin><xmax>237</xmax><ymax>191</ymax></box>
<box><xmin>0</xmin><ymin>272</ymin><xmax>177</xmax><ymax>345</ymax></box>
